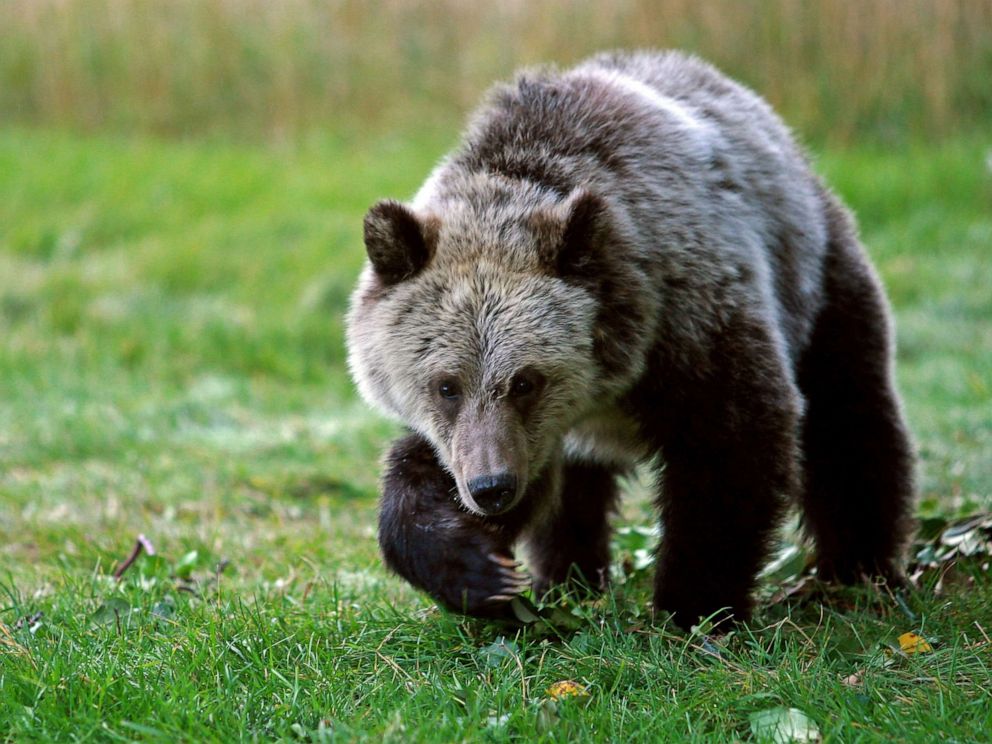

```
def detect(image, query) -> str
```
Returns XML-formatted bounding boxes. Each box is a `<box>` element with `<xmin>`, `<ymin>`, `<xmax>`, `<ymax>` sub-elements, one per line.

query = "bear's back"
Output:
<box><xmin>446</xmin><ymin>51</ymin><xmax>830</xmax><ymax>364</ymax></box>
<box><xmin>581</xmin><ymin>52</ymin><xmax>831</xmax><ymax>359</ymax></box>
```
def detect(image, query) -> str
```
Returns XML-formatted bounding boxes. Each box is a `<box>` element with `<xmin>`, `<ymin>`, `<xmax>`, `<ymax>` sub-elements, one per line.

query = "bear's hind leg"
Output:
<box><xmin>523</xmin><ymin>461</ymin><xmax>620</xmax><ymax>598</ymax></box>
<box><xmin>797</xmin><ymin>210</ymin><xmax>915</xmax><ymax>584</ymax></box>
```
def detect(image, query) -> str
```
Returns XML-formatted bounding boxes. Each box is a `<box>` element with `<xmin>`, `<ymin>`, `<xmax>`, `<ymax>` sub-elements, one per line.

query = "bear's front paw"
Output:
<box><xmin>431</xmin><ymin>549</ymin><xmax>532</xmax><ymax>618</ymax></box>
<box><xmin>383</xmin><ymin>521</ymin><xmax>531</xmax><ymax>618</ymax></box>
<box><xmin>378</xmin><ymin>431</ymin><xmax>534</xmax><ymax>618</ymax></box>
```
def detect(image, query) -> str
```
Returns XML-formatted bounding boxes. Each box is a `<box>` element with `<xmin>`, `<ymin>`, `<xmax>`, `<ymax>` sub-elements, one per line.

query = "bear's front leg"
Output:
<box><xmin>647</xmin><ymin>320</ymin><xmax>802</xmax><ymax>629</ymax></box>
<box><xmin>378</xmin><ymin>432</ymin><xmax>531</xmax><ymax>618</ymax></box>
<box><xmin>523</xmin><ymin>460</ymin><xmax>620</xmax><ymax>598</ymax></box>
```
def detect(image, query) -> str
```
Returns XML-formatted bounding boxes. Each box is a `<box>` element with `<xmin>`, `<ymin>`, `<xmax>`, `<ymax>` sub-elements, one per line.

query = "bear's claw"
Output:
<box><xmin>488</xmin><ymin>553</ymin><xmax>521</xmax><ymax>569</ymax></box>
<box><xmin>486</xmin><ymin>594</ymin><xmax>516</xmax><ymax>603</ymax></box>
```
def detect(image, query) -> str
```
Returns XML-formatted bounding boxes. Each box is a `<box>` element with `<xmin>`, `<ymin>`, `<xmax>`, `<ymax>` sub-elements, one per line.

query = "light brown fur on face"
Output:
<box><xmin>347</xmin><ymin>246</ymin><xmax>599</xmax><ymax>513</ymax></box>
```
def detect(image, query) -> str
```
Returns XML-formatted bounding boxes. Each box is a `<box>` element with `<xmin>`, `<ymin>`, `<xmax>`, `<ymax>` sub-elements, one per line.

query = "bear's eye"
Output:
<box><xmin>510</xmin><ymin>371</ymin><xmax>542</xmax><ymax>398</ymax></box>
<box><xmin>438</xmin><ymin>379</ymin><xmax>461</xmax><ymax>400</ymax></box>
<box><xmin>510</xmin><ymin>377</ymin><xmax>534</xmax><ymax>397</ymax></box>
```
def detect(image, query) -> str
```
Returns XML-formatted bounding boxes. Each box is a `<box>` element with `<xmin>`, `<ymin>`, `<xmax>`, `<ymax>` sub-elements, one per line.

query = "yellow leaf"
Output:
<box><xmin>546</xmin><ymin>680</ymin><xmax>589</xmax><ymax>700</ymax></box>
<box><xmin>898</xmin><ymin>632</ymin><xmax>933</xmax><ymax>654</ymax></box>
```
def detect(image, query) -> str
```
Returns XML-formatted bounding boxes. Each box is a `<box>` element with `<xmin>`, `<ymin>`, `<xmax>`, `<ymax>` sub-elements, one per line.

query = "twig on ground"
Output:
<box><xmin>973</xmin><ymin>621</ymin><xmax>991</xmax><ymax>648</ymax></box>
<box><xmin>113</xmin><ymin>534</ymin><xmax>156</xmax><ymax>580</ymax></box>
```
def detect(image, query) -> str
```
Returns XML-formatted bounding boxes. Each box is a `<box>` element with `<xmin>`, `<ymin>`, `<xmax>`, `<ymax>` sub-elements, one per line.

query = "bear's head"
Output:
<box><xmin>347</xmin><ymin>181</ymin><xmax>647</xmax><ymax>517</ymax></box>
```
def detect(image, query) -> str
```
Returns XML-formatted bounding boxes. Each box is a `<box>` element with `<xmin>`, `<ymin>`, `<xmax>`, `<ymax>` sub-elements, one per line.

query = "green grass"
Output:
<box><xmin>1</xmin><ymin>128</ymin><xmax>991</xmax><ymax>741</ymax></box>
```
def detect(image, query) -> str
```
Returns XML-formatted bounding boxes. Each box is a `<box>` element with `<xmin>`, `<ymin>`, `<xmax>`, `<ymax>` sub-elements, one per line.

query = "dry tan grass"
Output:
<box><xmin>1</xmin><ymin>0</ymin><xmax>990</xmax><ymax>142</ymax></box>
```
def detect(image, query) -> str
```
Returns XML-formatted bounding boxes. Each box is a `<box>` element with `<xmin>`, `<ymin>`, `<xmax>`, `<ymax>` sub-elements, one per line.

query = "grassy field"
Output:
<box><xmin>3</xmin><ymin>0</ymin><xmax>992</xmax><ymax>144</ymax></box>
<box><xmin>1</xmin><ymin>126</ymin><xmax>990</xmax><ymax>741</ymax></box>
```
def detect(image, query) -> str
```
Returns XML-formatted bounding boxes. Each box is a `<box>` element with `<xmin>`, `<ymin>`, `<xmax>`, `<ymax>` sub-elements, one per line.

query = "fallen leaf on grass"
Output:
<box><xmin>910</xmin><ymin>512</ymin><xmax>992</xmax><ymax>579</ymax></box>
<box><xmin>750</xmin><ymin>707</ymin><xmax>821</xmax><ymax>743</ymax></box>
<box><xmin>151</xmin><ymin>598</ymin><xmax>176</xmax><ymax>625</ymax></box>
<box><xmin>546</xmin><ymin>680</ymin><xmax>589</xmax><ymax>701</ymax></box>
<box><xmin>90</xmin><ymin>597</ymin><xmax>132</xmax><ymax>626</ymax></box>
<box><xmin>535</xmin><ymin>700</ymin><xmax>559</xmax><ymax>733</ymax></box>
<box><xmin>509</xmin><ymin>596</ymin><xmax>541</xmax><ymax>624</ymax></box>
<box><xmin>503</xmin><ymin>595</ymin><xmax>585</xmax><ymax>631</ymax></box>
<box><xmin>898</xmin><ymin>632</ymin><xmax>933</xmax><ymax>654</ymax></box>
<box><xmin>760</xmin><ymin>512</ymin><xmax>992</xmax><ymax>605</ymax></box>
<box><xmin>174</xmin><ymin>550</ymin><xmax>199</xmax><ymax>580</ymax></box>
<box><xmin>485</xmin><ymin>713</ymin><xmax>510</xmax><ymax>730</ymax></box>
<box><xmin>761</xmin><ymin>543</ymin><xmax>813</xmax><ymax>583</ymax></box>
<box><xmin>478</xmin><ymin>637</ymin><xmax>519</xmax><ymax>667</ymax></box>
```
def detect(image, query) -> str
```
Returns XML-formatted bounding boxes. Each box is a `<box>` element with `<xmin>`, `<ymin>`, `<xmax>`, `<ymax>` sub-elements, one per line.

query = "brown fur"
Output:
<box><xmin>349</xmin><ymin>51</ymin><xmax>915</xmax><ymax>629</ymax></box>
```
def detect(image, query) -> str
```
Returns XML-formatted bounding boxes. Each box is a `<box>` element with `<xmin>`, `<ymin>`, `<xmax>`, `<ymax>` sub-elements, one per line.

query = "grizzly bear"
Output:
<box><xmin>346</xmin><ymin>51</ymin><xmax>915</xmax><ymax>628</ymax></box>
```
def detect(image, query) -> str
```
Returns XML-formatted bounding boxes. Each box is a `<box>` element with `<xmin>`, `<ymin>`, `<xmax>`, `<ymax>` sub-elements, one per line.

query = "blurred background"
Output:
<box><xmin>1</xmin><ymin>0</ymin><xmax>990</xmax><ymax>583</ymax></box>
<box><xmin>3</xmin><ymin>0</ymin><xmax>991</xmax><ymax>143</ymax></box>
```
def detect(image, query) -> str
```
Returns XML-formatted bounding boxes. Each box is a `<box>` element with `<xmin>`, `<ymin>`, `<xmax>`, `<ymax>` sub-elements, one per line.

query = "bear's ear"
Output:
<box><xmin>363</xmin><ymin>200</ymin><xmax>434</xmax><ymax>285</ymax></box>
<box><xmin>537</xmin><ymin>189</ymin><xmax>610</xmax><ymax>279</ymax></box>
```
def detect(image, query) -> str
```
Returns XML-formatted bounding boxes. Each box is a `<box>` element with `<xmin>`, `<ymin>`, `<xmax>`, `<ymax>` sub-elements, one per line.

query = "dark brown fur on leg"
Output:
<box><xmin>798</xmin><ymin>201</ymin><xmax>915</xmax><ymax>584</ymax></box>
<box><xmin>524</xmin><ymin>461</ymin><xmax>620</xmax><ymax>598</ymax></box>
<box><xmin>379</xmin><ymin>432</ymin><xmax>536</xmax><ymax>618</ymax></box>
<box><xmin>637</xmin><ymin>315</ymin><xmax>801</xmax><ymax>630</ymax></box>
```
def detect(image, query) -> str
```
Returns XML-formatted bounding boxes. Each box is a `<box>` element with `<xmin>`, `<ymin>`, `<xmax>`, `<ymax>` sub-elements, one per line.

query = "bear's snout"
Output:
<box><xmin>450</xmin><ymin>401</ymin><xmax>529</xmax><ymax>516</ymax></box>
<box><xmin>466</xmin><ymin>473</ymin><xmax>518</xmax><ymax>515</ymax></box>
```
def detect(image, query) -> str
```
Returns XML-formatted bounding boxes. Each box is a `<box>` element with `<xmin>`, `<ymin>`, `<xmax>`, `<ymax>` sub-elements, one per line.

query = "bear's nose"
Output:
<box><xmin>467</xmin><ymin>473</ymin><xmax>518</xmax><ymax>515</ymax></box>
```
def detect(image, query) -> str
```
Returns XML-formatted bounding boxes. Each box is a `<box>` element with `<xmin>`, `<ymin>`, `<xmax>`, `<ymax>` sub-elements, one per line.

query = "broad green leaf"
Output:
<box><xmin>174</xmin><ymin>551</ymin><xmax>199</xmax><ymax>579</ymax></box>
<box><xmin>509</xmin><ymin>596</ymin><xmax>541</xmax><ymax>624</ymax></box>
<box><xmin>90</xmin><ymin>597</ymin><xmax>132</xmax><ymax>626</ymax></box>
<box><xmin>479</xmin><ymin>637</ymin><xmax>519</xmax><ymax>667</ymax></box>
<box><xmin>749</xmin><ymin>707</ymin><xmax>820</xmax><ymax>743</ymax></box>
<box><xmin>761</xmin><ymin>544</ymin><xmax>811</xmax><ymax>582</ymax></box>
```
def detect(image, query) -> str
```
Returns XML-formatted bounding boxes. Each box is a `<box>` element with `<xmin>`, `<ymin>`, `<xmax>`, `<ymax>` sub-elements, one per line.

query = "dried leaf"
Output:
<box><xmin>749</xmin><ymin>707</ymin><xmax>821</xmax><ymax>743</ymax></box>
<box><xmin>898</xmin><ymin>632</ymin><xmax>933</xmax><ymax>654</ymax></box>
<box><xmin>910</xmin><ymin>512</ymin><xmax>992</xmax><ymax>574</ymax></box>
<box><xmin>546</xmin><ymin>680</ymin><xmax>589</xmax><ymax>700</ymax></box>
<box><xmin>697</xmin><ymin>635</ymin><xmax>724</xmax><ymax>660</ymax></box>
<box><xmin>940</xmin><ymin>514</ymin><xmax>992</xmax><ymax>546</ymax></box>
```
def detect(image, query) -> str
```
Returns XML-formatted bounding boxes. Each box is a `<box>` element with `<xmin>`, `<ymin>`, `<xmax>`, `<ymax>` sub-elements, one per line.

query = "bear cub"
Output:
<box><xmin>346</xmin><ymin>51</ymin><xmax>915</xmax><ymax>628</ymax></box>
